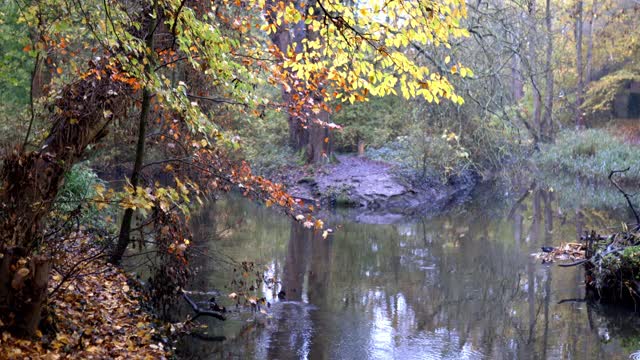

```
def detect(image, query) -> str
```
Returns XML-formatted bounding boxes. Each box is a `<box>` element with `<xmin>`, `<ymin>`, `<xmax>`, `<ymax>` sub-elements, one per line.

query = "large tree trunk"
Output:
<box><xmin>0</xmin><ymin>59</ymin><xmax>133</xmax><ymax>335</ymax></box>
<box><xmin>307</xmin><ymin>112</ymin><xmax>331</xmax><ymax>163</ymax></box>
<box><xmin>303</xmin><ymin>0</ymin><xmax>332</xmax><ymax>164</ymax></box>
<box><xmin>575</xmin><ymin>0</ymin><xmax>585</xmax><ymax>128</ymax></box>
<box><xmin>265</xmin><ymin>0</ymin><xmax>307</xmax><ymax>152</ymax></box>
<box><xmin>542</xmin><ymin>0</ymin><xmax>554</xmax><ymax>141</ymax></box>
<box><xmin>265</xmin><ymin>0</ymin><xmax>332</xmax><ymax>162</ymax></box>
<box><xmin>0</xmin><ymin>249</ymin><xmax>51</xmax><ymax>336</ymax></box>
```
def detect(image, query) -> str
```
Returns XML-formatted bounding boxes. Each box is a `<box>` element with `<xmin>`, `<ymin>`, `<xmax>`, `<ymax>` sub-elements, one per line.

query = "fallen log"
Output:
<box><xmin>182</xmin><ymin>291</ymin><xmax>226</xmax><ymax>321</ymax></box>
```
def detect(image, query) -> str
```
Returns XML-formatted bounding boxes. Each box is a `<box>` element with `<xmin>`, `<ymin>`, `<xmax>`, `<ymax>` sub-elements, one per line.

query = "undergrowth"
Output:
<box><xmin>53</xmin><ymin>163</ymin><xmax>117</xmax><ymax>233</ymax></box>
<box><xmin>536</xmin><ymin>129</ymin><xmax>640</xmax><ymax>183</ymax></box>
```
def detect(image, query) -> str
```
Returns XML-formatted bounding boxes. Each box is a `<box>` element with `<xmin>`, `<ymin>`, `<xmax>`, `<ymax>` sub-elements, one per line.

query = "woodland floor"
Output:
<box><xmin>0</xmin><ymin>235</ymin><xmax>170</xmax><ymax>359</ymax></box>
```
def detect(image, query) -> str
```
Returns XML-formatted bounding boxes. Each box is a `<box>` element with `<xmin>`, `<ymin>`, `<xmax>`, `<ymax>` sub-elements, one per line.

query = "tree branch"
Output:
<box><xmin>182</xmin><ymin>291</ymin><xmax>226</xmax><ymax>321</ymax></box>
<box><xmin>609</xmin><ymin>168</ymin><xmax>640</xmax><ymax>226</ymax></box>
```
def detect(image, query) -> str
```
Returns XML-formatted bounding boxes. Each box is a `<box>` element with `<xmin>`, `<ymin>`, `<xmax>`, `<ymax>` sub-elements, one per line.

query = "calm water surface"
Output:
<box><xmin>177</xmin><ymin>186</ymin><xmax>640</xmax><ymax>359</ymax></box>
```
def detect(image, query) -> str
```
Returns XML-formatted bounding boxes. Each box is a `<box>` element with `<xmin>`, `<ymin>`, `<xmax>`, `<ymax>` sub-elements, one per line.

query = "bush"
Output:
<box><xmin>54</xmin><ymin>163</ymin><xmax>116</xmax><ymax>232</ymax></box>
<box><xmin>331</xmin><ymin>96</ymin><xmax>408</xmax><ymax>152</ymax></box>
<box><xmin>462</xmin><ymin>110</ymin><xmax>530</xmax><ymax>173</ymax></box>
<box><xmin>535</xmin><ymin>129</ymin><xmax>640</xmax><ymax>182</ymax></box>
<box><xmin>368</xmin><ymin>131</ymin><xmax>472</xmax><ymax>183</ymax></box>
<box><xmin>233</xmin><ymin>109</ymin><xmax>297</xmax><ymax>177</ymax></box>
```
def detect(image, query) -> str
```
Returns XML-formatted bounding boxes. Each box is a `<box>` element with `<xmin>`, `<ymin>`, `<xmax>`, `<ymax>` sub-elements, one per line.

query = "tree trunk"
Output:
<box><xmin>307</xmin><ymin>113</ymin><xmax>331</xmax><ymax>163</ymax></box>
<box><xmin>0</xmin><ymin>59</ymin><xmax>133</xmax><ymax>335</ymax></box>
<box><xmin>0</xmin><ymin>248</ymin><xmax>51</xmax><ymax>335</ymax></box>
<box><xmin>303</xmin><ymin>0</ymin><xmax>332</xmax><ymax>163</ymax></box>
<box><xmin>542</xmin><ymin>0</ymin><xmax>554</xmax><ymax>141</ymax></box>
<box><xmin>110</xmin><ymin>86</ymin><xmax>151</xmax><ymax>264</ymax></box>
<box><xmin>265</xmin><ymin>0</ymin><xmax>332</xmax><ymax>162</ymax></box>
<box><xmin>575</xmin><ymin>0</ymin><xmax>585</xmax><ymax>128</ymax></box>
<box><xmin>585</xmin><ymin>0</ymin><xmax>598</xmax><ymax>83</ymax></box>
<box><xmin>285</xmin><ymin>90</ymin><xmax>309</xmax><ymax>150</ymax></box>
<box><xmin>528</xmin><ymin>0</ymin><xmax>542</xmax><ymax>139</ymax></box>
<box><xmin>357</xmin><ymin>139</ymin><xmax>366</xmax><ymax>156</ymax></box>
<box><xmin>266</xmin><ymin>0</ymin><xmax>309</xmax><ymax>152</ymax></box>
<box><xmin>510</xmin><ymin>29</ymin><xmax>524</xmax><ymax>102</ymax></box>
<box><xmin>111</xmin><ymin>5</ymin><xmax>158</xmax><ymax>265</ymax></box>
<box><xmin>511</xmin><ymin>54</ymin><xmax>524</xmax><ymax>102</ymax></box>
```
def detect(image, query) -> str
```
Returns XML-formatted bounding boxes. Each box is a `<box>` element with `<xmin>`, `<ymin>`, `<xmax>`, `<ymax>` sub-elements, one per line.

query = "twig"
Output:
<box><xmin>609</xmin><ymin>168</ymin><xmax>640</xmax><ymax>226</ymax></box>
<box><xmin>186</xmin><ymin>94</ymin><xmax>246</xmax><ymax>107</ymax></box>
<box><xmin>557</xmin><ymin>298</ymin><xmax>586</xmax><ymax>304</ymax></box>
<box><xmin>188</xmin><ymin>332</ymin><xmax>226</xmax><ymax>342</ymax></box>
<box><xmin>558</xmin><ymin>246</ymin><xmax>625</xmax><ymax>268</ymax></box>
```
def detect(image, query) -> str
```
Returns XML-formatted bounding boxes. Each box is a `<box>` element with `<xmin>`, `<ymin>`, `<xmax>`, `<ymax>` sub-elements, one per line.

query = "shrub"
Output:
<box><xmin>233</xmin><ymin>110</ymin><xmax>297</xmax><ymax>177</ymax></box>
<box><xmin>535</xmin><ymin>129</ymin><xmax>640</xmax><ymax>182</ymax></box>
<box><xmin>368</xmin><ymin>131</ymin><xmax>472</xmax><ymax>183</ymax></box>
<box><xmin>54</xmin><ymin>163</ymin><xmax>116</xmax><ymax>232</ymax></box>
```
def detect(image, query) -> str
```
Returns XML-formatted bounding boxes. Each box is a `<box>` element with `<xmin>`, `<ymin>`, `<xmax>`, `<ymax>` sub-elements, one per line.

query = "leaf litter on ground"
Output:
<box><xmin>0</xmin><ymin>234</ymin><xmax>170</xmax><ymax>359</ymax></box>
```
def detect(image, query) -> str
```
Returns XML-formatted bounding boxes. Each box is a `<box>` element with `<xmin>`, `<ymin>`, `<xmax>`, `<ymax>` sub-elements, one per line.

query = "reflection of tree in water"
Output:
<box><xmin>177</xmin><ymin>191</ymin><xmax>639</xmax><ymax>359</ymax></box>
<box><xmin>262</xmin><ymin>186</ymin><xmax>631</xmax><ymax>359</ymax></box>
<box><xmin>266</xmin><ymin>220</ymin><xmax>333</xmax><ymax>359</ymax></box>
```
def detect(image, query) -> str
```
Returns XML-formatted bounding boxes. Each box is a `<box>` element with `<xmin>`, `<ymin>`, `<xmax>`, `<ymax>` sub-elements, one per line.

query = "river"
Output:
<box><xmin>176</xmin><ymin>184</ymin><xmax>640</xmax><ymax>359</ymax></box>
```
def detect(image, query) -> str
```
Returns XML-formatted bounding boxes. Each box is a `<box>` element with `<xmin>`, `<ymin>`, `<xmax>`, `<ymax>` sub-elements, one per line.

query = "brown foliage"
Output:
<box><xmin>0</xmin><ymin>236</ymin><xmax>168</xmax><ymax>359</ymax></box>
<box><xmin>0</xmin><ymin>57</ymin><xmax>135</xmax><ymax>251</ymax></box>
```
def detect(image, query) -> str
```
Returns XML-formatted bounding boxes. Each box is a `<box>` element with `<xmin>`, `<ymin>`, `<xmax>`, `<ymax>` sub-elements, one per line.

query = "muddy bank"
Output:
<box><xmin>278</xmin><ymin>154</ymin><xmax>478</xmax><ymax>222</ymax></box>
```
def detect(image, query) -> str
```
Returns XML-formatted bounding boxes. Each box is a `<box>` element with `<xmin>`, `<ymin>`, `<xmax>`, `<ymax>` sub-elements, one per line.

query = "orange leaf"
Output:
<box><xmin>56</xmin><ymin>67</ymin><xmax>63</xmax><ymax>74</ymax></box>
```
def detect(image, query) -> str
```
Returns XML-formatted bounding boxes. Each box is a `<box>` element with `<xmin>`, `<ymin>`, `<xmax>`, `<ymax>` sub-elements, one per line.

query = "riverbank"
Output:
<box><xmin>272</xmin><ymin>154</ymin><xmax>478</xmax><ymax>220</ymax></box>
<box><xmin>0</xmin><ymin>235</ymin><xmax>170</xmax><ymax>359</ymax></box>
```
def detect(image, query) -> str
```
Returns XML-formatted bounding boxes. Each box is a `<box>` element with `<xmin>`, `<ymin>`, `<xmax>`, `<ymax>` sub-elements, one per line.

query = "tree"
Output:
<box><xmin>528</xmin><ymin>0</ymin><xmax>543</xmax><ymax>140</ymax></box>
<box><xmin>110</xmin><ymin>0</ymin><xmax>159</xmax><ymax>265</ymax></box>
<box><xmin>0</xmin><ymin>0</ymin><xmax>472</xmax><ymax>335</ymax></box>
<box><xmin>575</xmin><ymin>0</ymin><xmax>585</xmax><ymax>128</ymax></box>
<box><xmin>543</xmin><ymin>0</ymin><xmax>554</xmax><ymax>140</ymax></box>
<box><xmin>263</xmin><ymin>0</ymin><xmax>471</xmax><ymax>162</ymax></box>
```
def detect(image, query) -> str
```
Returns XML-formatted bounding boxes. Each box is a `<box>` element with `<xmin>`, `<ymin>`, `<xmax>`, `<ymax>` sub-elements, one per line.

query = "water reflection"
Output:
<box><xmin>178</xmin><ymin>185</ymin><xmax>640</xmax><ymax>359</ymax></box>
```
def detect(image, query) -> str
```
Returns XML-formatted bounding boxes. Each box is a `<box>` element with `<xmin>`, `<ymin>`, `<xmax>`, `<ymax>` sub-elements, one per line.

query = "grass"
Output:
<box><xmin>536</xmin><ymin>129</ymin><xmax>640</xmax><ymax>183</ymax></box>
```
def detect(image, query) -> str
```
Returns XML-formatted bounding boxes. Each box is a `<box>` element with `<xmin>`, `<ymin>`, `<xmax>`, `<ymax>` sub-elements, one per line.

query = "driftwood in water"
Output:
<box><xmin>551</xmin><ymin>168</ymin><xmax>640</xmax><ymax>307</ymax></box>
<box><xmin>182</xmin><ymin>292</ymin><xmax>226</xmax><ymax>321</ymax></box>
<box><xmin>609</xmin><ymin>168</ymin><xmax>640</xmax><ymax>228</ymax></box>
<box><xmin>581</xmin><ymin>228</ymin><xmax>640</xmax><ymax>306</ymax></box>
